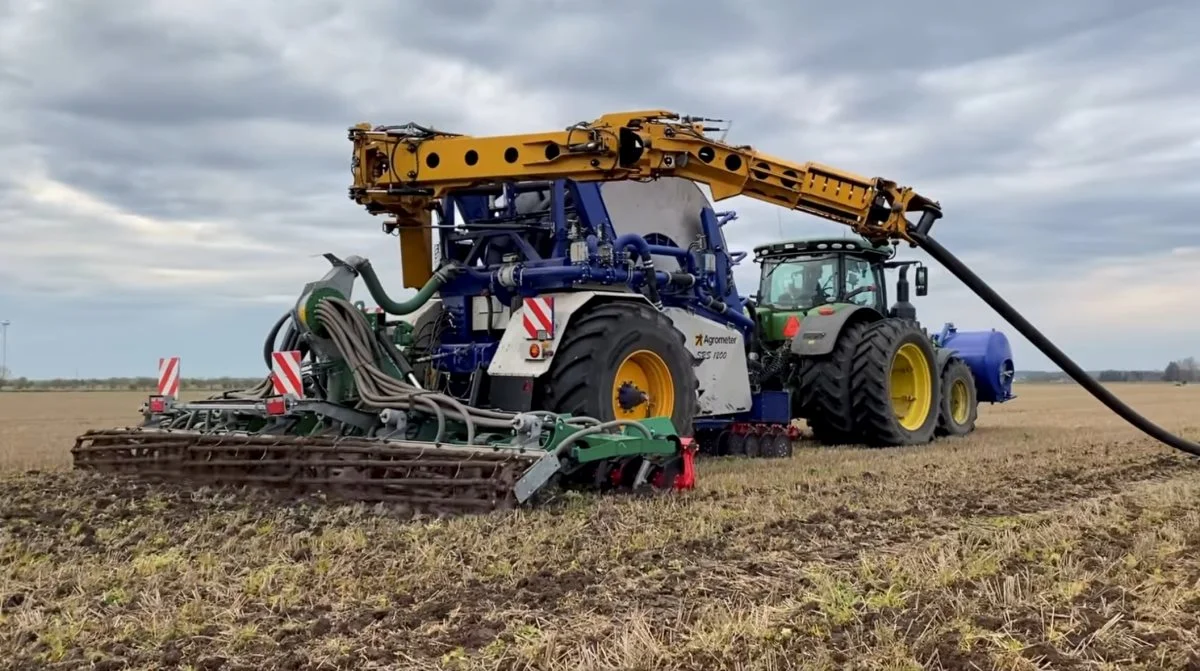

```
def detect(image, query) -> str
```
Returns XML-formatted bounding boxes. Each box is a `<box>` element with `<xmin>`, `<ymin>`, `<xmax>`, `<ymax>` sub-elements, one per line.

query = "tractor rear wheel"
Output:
<box><xmin>936</xmin><ymin>358</ymin><xmax>978</xmax><ymax>436</ymax></box>
<box><xmin>542</xmin><ymin>300</ymin><xmax>699</xmax><ymax>435</ymax></box>
<box><xmin>793</xmin><ymin>320</ymin><xmax>872</xmax><ymax>445</ymax></box>
<box><xmin>849</xmin><ymin>319</ymin><xmax>941</xmax><ymax>446</ymax></box>
<box><xmin>806</xmin><ymin>418</ymin><xmax>856</xmax><ymax>445</ymax></box>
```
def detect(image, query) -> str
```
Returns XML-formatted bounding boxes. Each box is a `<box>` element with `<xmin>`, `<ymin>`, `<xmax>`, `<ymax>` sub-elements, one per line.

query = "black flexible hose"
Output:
<box><xmin>909</xmin><ymin>230</ymin><xmax>1200</xmax><ymax>457</ymax></box>
<box><xmin>262</xmin><ymin>311</ymin><xmax>291</xmax><ymax>369</ymax></box>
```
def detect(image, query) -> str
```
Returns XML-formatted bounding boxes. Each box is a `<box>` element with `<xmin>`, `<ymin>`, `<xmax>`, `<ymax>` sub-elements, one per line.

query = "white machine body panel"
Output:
<box><xmin>662</xmin><ymin>307</ymin><xmax>753</xmax><ymax>416</ymax></box>
<box><xmin>470</xmin><ymin>296</ymin><xmax>511</xmax><ymax>331</ymax></box>
<box><xmin>487</xmin><ymin>290</ymin><xmax>645</xmax><ymax>377</ymax></box>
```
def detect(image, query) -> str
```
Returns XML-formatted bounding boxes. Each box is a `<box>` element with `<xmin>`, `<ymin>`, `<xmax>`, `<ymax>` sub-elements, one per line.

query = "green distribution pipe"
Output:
<box><xmin>353</xmin><ymin>259</ymin><xmax>454</xmax><ymax>315</ymax></box>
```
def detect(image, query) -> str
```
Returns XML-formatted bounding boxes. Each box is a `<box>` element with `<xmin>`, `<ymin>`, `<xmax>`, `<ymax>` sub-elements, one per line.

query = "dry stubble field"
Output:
<box><xmin>1</xmin><ymin>384</ymin><xmax>1200</xmax><ymax>670</ymax></box>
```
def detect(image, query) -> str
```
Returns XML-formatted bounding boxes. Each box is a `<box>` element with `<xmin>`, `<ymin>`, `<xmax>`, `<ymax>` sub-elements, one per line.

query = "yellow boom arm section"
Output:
<box><xmin>347</xmin><ymin>110</ymin><xmax>942</xmax><ymax>272</ymax></box>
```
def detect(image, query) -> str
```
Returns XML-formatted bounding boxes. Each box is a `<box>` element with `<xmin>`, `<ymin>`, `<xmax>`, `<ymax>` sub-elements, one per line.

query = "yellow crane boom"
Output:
<box><xmin>343</xmin><ymin>108</ymin><xmax>1200</xmax><ymax>463</ymax></box>
<box><xmin>346</xmin><ymin>109</ymin><xmax>943</xmax><ymax>250</ymax></box>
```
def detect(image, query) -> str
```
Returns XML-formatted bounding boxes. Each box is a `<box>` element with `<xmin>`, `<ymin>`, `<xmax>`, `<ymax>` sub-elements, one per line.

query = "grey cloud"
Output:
<box><xmin>21</xmin><ymin>3</ymin><xmax>350</xmax><ymax>127</ymax></box>
<box><xmin>2</xmin><ymin>0</ymin><xmax>1199</xmax><ymax>376</ymax></box>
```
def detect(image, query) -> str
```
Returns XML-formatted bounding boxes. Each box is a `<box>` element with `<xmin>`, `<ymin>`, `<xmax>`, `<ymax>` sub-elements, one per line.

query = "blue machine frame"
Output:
<box><xmin>422</xmin><ymin>178</ymin><xmax>753</xmax><ymax>375</ymax></box>
<box><xmin>412</xmin><ymin>177</ymin><xmax>1011</xmax><ymax>436</ymax></box>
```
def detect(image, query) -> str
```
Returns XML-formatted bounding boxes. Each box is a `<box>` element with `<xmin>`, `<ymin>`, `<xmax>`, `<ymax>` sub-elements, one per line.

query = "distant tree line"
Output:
<box><xmin>1016</xmin><ymin>357</ymin><xmax>1197</xmax><ymax>384</ymax></box>
<box><xmin>0</xmin><ymin>375</ymin><xmax>265</xmax><ymax>392</ymax></box>
<box><xmin>2</xmin><ymin>358</ymin><xmax>1196</xmax><ymax>391</ymax></box>
<box><xmin>1163</xmin><ymin>357</ymin><xmax>1198</xmax><ymax>383</ymax></box>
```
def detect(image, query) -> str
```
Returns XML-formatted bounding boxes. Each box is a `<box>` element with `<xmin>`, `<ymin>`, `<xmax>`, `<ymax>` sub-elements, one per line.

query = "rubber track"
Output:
<box><xmin>543</xmin><ymin>301</ymin><xmax>699</xmax><ymax>432</ymax></box>
<box><xmin>849</xmin><ymin>319</ymin><xmax>939</xmax><ymax>447</ymax></box>
<box><xmin>794</xmin><ymin>320</ymin><xmax>871</xmax><ymax>444</ymax></box>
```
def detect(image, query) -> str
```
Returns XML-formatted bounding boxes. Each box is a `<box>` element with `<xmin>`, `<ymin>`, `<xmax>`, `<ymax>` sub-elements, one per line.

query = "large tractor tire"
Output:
<box><xmin>793</xmin><ymin>320</ymin><xmax>872</xmax><ymax>445</ymax></box>
<box><xmin>936</xmin><ymin>357</ymin><xmax>978</xmax><ymax>436</ymax></box>
<box><xmin>542</xmin><ymin>300</ymin><xmax>699</xmax><ymax>436</ymax></box>
<box><xmin>849</xmin><ymin>319</ymin><xmax>941</xmax><ymax>446</ymax></box>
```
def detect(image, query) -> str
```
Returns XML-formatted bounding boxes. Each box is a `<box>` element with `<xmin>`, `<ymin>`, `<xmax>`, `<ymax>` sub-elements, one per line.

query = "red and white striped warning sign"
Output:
<box><xmin>157</xmin><ymin>356</ymin><xmax>180</xmax><ymax>398</ymax></box>
<box><xmin>271</xmin><ymin>350</ymin><xmax>305</xmax><ymax>398</ymax></box>
<box><xmin>522</xmin><ymin>296</ymin><xmax>555</xmax><ymax>339</ymax></box>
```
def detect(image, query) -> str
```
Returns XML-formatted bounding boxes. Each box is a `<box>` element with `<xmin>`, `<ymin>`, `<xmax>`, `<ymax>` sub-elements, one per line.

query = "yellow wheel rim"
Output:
<box><xmin>950</xmin><ymin>378</ymin><xmax>970</xmax><ymax>425</ymax></box>
<box><xmin>612</xmin><ymin>350</ymin><xmax>675</xmax><ymax>420</ymax></box>
<box><xmin>889</xmin><ymin>342</ymin><xmax>933</xmax><ymax>431</ymax></box>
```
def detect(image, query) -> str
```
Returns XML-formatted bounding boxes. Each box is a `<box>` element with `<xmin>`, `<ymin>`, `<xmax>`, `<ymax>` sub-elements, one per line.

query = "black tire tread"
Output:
<box><xmin>793</xmin><ymin>320</ymin><xmax>872</xmax><ymax>444</ymax></box>
<box><xmin>849</xmin><ymin>318</ymin><xmax>941</xmax><ymax>447</ymax></box>
<box><xmin>935</xmin><ymin>357</ymin><xmax>978</xmax><ymax>437</ymax></box>
<box><xmin>542</xmin><ymin>300</ymin><xmax>699</xmax><ymax>436</ymax></box>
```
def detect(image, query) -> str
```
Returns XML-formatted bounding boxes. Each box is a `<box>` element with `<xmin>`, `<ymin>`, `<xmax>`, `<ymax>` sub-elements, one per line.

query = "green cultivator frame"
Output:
<box><xmin>70</xmin><ymin>255</ymin><xmax>696</xmax><ymax>515</ymax></box>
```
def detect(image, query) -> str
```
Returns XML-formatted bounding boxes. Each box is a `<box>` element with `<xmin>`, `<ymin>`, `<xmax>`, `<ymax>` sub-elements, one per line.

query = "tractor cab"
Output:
<box><xmin>749</xmin><ymin>236</ymin><xmax>928</xmax><ymax>342</ymax></box>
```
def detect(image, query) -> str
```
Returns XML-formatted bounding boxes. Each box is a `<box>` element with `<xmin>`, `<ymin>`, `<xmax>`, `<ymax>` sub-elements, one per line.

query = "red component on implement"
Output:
<box><xmin>783</xmin><ymin>315</ymin><xmax>801</xmax><ymax>338</ymax></box>
<box><xmin>157</xmin><ymin>356</ymin><xmax>180</xmax><ymax>398</ymax></box>
<box><xmin>148</xmin><ymin>396</ymin><xmax>166</xmax><ymax>413</ymax></box>
<box><xmin>265</xmin><ymin>397</ymin><xmax>287</xmax><ymax>416</ymax></box>
<box><xmin>271</xmin><ymin>350</ymin><xmax>304</xmax><ymax>398</ymax></box>
<box><xmin>673</xmin><ymin>437</ymin><xmax>697</xmax><ymax>490</ymax></box>
<box><xmin>522</xmin><ymin>296</ymin><xmax>555</xmax><ymax>339</ymax></box>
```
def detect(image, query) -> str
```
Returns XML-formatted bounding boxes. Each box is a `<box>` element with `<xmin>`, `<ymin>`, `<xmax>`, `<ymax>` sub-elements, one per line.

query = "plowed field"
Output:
<box><xmin>2</xmin><ymin>384</ymin><xmax>1199</xmax><ymax>670</ymax></box>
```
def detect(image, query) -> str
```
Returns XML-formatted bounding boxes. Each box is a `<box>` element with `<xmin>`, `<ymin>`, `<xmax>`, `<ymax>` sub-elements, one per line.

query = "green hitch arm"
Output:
<box><xmin>353</xmin><ymin>259</ymin><xmax>460</xmax><ymax>316</ymax></box>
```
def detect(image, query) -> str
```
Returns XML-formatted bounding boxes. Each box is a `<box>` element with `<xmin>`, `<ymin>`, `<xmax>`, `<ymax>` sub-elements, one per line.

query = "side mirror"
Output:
<box><xmin>915</xmin><ymin>266</ymin><xmax>928</xmax><ymax>296</ymax></box>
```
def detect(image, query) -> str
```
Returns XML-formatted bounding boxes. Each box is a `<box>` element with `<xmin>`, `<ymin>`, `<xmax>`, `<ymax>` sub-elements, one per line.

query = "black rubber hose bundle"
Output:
<box><xmin>910</xmin><ymin>230</ymin><xmax>1200</xmax><ymax>457</ymax></box>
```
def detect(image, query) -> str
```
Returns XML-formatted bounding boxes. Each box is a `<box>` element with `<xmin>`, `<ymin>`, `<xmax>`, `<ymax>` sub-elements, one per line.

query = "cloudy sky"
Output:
<box><xmin>1</xmin><ymin>0</ymin><xmax>1198</xmax><ymax>379</ymax></box>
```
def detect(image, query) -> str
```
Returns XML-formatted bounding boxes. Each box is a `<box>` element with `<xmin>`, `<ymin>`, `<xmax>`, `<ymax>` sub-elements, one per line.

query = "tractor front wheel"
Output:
<box><xmin>849</xmin><ymin>319</ymin><xmax>941</xmax><ymax>446</ymax></box>
<box><xmin>542</xmin><ymin>300</ymin><xmax>699</xmax><ymax>435</ymax></box>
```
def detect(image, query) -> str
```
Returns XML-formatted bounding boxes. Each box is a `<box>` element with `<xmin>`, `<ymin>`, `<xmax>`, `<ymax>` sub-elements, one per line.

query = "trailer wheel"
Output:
<box><xmin>726</xmin><ymin>432</ymin><xmax>746</xmax><ymax>456</ymax></box>
<box><xmin>716</xmin><ymin>430</ymin><xmax>731</xmax><ymax>455</ymax></box>
<box><xmin>542</xmin><ymin>300</ymin><xmax>698</xmax><ymax>435</ymax></box>
<box><xmin>849</xmin><ymin>319</ymin><xmax>941</xmax><ymax>446</ymax></box>
<box><xmin>936</xmin><ymin>358</ymin><xmax>978</xmax><ymax>436</ymax></box>
<box><xmin>762</xmin><ymin>433</ymin><xmax>793</xmax><ymax>458</ymax></box>
<box><xmin>744</xmin><ymin>433</ymin><xmax>762</xmax><ymax>458</ymax></box>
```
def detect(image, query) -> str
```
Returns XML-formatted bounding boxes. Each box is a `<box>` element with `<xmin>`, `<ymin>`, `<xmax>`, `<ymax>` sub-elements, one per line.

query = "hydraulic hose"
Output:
<box><xmin>262</xmin><ymin>311</ymin><xmax>291</xmax><ymax>369</ymax></box>
<box><xmin>909</xmin><ymin>230</ymin><xmax>1200</xmax><ymax>457</ymax></box>
<box><xmin>353</xmin><ymin>259</ymin><xmax>450</xmax><ymax>316</ymax></box>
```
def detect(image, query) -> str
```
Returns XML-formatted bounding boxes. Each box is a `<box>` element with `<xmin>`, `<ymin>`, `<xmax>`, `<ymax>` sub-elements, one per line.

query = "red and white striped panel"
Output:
<box><xmin>271</xmin><ymin>350</ymin><xmax>305</xmax><ymax>398</ymax></box>
<box><xmin>522</xmin><ymin>296</ymin><xmax>555</xmax><ymax>339</ymax></box>
<box><xmin>157</xmin><ymin>356</ymin><xmax>180</xmax><ymax>398</ymax></box>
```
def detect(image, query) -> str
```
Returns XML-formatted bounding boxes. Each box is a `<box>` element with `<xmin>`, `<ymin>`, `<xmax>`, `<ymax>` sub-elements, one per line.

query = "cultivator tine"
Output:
<box><xmin>71</xmin><ymin>428</ymin><xmax>543</xmax><ymax>514</ymax></box>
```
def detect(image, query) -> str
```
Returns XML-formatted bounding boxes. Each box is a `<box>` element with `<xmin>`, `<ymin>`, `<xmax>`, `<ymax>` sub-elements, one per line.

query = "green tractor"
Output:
<box><xmin>743</xmin><ymin>235</ymin><xmax>1016</xmax><ymax>448</ymax></box>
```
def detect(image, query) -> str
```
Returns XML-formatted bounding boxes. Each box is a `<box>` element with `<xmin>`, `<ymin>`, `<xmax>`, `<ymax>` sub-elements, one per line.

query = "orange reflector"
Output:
<box><xmin>529</xmin><ymin>342</ymin><xmax>542</xmax><ymax>358</ymax></box>
<box><xmin>783</xmin><ymin>315</ymin><xmax>801</xmax><ymax>337</ymax></box>
<box><xmin>818</xmin><ymin>306</ymin><xmax>835</xmax><ymax>315</ymax></box>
